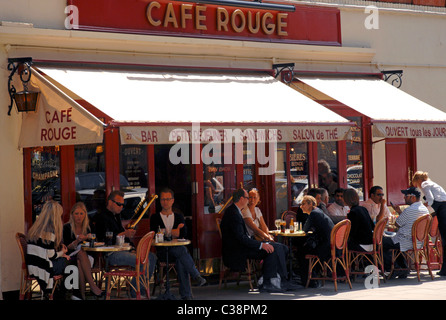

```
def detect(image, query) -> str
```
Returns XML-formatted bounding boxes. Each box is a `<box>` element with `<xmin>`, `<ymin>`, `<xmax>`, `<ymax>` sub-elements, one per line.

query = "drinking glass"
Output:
<box><xmin>275</xmin><ymin>219</ymin><xmax>281</xmax><ymax>231</ymax></box>
<box><xmin>89</xmin><ymin>233</ymin><xmax>96</xmax><ymax>248</ymax></box>
<box><xmin>105</xmin><ymin>232</ymin><xmax>113</xmax><ymax>245</ymax></box>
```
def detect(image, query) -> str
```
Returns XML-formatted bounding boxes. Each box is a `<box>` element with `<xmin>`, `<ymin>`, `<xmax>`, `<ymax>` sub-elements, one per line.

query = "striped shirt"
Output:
<box><xmin>392</xmin><ymin>201</ymin><xmax>429</xmax><ymax>252</ymax></box>
<box><xmin>26</xmin><ymin>232</ymin><xmax>62</xmax><ymax>290</ymax></box>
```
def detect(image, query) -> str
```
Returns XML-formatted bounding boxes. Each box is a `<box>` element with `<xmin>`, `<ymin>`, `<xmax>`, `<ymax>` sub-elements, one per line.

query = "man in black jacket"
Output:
<box><xmin>220</xmin><ymin>188</ymin><xmax>294</xmax><ymax>292</ymax></box>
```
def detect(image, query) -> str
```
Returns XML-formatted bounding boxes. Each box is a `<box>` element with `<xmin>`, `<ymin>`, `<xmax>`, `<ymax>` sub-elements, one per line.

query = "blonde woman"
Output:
<box><xmin>26</xmin><ymin>200</ymin><xmax>69</xmax><ymax>293</ymax></box>
<box><xmin>412</xmin><ymin>171</ymin><xmax>446</xmax><ymax>276</ymax></box>
<box><xmin>242</xmin><ymin>189</ymin><xmax>273</xmax><ymax>241</ymax></box>
<box><xmin>63</xmin><ymin>202</ymin><xmax>103</xmax><ymax>299</ymax></box>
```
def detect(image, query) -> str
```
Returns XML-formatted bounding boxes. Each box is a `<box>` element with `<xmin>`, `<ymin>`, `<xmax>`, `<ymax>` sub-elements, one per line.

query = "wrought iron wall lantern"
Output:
<box><xmin>381</xmin><ymin>70</ymin><xmax>403</xmax><ymax>88</ymax></box>
<box><xmin>273</xmin><ymin>63</ymin><xmax>295</xmax><ymax>84</ymax></box>
<box><xmin>7</xmin><ymin>57</ymin><xmax>40</xmax><ymax>115</ymax></box>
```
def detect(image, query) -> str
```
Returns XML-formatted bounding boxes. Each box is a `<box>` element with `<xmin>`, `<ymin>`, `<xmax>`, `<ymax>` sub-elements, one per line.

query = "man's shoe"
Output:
<box><xmin>281</xmin><ymin>280</ymin><xmax>301</xmax><ymax>291</ymax></box>
<box><xmin>193</xmin><ymin>276</ymin><xmax>208</xmax><ymax>287</ymax></box>
<box><xmin>259</xmin><ymin>282</ymin><xmax>284</xmax><ymax>293</ymax></box>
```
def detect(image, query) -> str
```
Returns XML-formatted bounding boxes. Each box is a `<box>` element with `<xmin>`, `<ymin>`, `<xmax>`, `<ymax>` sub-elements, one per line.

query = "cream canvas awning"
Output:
<box><xmin>298</xmin><ymin>77</ymin><xmax>446</xmax><ymax>139</ymax></box>
<box><xmin>17</xmin><ymin>67</ymin><xmax>104</xmax><ymax>148</ymax></box>
<box><xmin>36</xmin><ymin>67</ymin><xmax>355</xmax><ymax>145</ymax></box>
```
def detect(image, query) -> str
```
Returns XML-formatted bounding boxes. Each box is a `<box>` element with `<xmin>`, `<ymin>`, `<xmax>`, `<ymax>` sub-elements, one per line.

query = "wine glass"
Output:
<box><xmin>275</xmin><ymin>219</ymin><xmax>281</xmax><ymax>231</ymax></box>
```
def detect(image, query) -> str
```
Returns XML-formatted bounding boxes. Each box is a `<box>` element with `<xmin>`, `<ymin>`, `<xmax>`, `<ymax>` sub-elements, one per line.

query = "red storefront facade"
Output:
<box><xmin>20</xmin><ymin>0</ymin><xmax>446</xmax><ymax>271</ymax></box>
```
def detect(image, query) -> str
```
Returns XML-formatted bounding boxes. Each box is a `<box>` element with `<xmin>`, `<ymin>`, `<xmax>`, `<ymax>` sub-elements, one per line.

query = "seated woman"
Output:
<box><xmin>344</xmin><ymin>188</ymin><xmax>374</xmax><ymax>252</ymax></box>
<box><xmin>26</xmin><ymin>200</ymin><xmax>70</xmax><ymax>296</ymax></box>
<box><xmin>296</xmin><ymin>195</ymin><xmax>334</xmax><ymax>286</ymax></box>
<box><xmin>63</xmin><ymin>202</ymin><xmax>103</xmax><ymax>299</ymax></box>
<box><xmin>242</xmin><ymin>188</ymin><xmax>273</xmax><ymax>241</ymax></box>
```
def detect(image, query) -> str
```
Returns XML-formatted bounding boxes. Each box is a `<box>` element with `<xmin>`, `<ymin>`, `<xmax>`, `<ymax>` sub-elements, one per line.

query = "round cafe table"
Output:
<box><xmin>153</xmin><ymin>239</ymin><xmax>191</xmax><ymax>300</ymax></box>
<box><xmin>270</xmin><ymin>230</ymin><xmax>306</xmax><ymax>280</ymax></box>
<box><xmin>81</xmin><ymin>243</ymin><xmax>132</xmax><ymax>274</ymax></box>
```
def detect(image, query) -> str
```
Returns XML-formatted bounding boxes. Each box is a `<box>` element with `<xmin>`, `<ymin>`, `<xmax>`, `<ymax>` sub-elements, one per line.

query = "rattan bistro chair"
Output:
<box><xmin>428</xmin><ymin>215</ymin><xmax>443</xmax><ymax>271</ymax></box>
<box><xmin>349</xmin><ymin>217</ymin><xmax>388</xmax><ymax>284</ymax></box>
<box><xmin>104</xmin><ymin>231</ymin><xmax>155</xmax><ymax>300</ymax></box>
<box><xmin>305</xmin><ymin>219</ymin><xmax>352</xmax><ymax>292</ymax></box>
<box><xmin>389</xmin><ymin>214</ymin><xmax>434</xmax><ymax>281</ymax></box>
<box><xmin>16</xmin><ymin>232</ymin><xmax>63</xmax><ymax>300</ymax></box>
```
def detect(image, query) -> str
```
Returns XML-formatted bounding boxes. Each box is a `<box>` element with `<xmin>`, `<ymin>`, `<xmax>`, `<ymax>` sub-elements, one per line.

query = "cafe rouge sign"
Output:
<box><xmin>68</xmin><ymin>0</ymin><xmax>342</xmax><ymax>45</ymax></box>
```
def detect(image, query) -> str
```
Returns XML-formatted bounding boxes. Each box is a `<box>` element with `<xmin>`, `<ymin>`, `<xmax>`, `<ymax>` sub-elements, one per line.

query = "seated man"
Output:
<box><xmin>327</xmin><ymin>188</ymin><xmax>349</xmax><ymax>224</ymax></box>
<box><xmin>150</xmin><ymin>187</ymin><xmax>206</xmax><ymax>300</ymax></box>
<box><xmin>220</xmin><ymin>188</ymin><xmax>295</xmax><ymax>293</ymax></box>
<box><xmin>360</xmin><ymin>186</ymin><xmax>393</xmax><ymax>223</ymax></box>
<box><xmin>383</xmin><ymin>187</ymin><xmax>429</xmax><ymax>278</ymax></box>
<box><xmin>95</xmin><ymin>190</ymin><xmax>157</xmax><ymax>297</ymax></box>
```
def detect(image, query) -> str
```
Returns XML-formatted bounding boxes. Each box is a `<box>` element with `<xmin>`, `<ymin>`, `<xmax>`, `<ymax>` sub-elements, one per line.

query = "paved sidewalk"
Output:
<box><xmin>171</xmin><ymin>272</ymin><xmax>446</xmax><ymax>300</ymax></box>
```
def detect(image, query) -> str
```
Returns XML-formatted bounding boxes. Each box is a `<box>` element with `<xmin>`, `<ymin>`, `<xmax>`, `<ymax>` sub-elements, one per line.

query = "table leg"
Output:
<box><xmin>156</xmin><ymin>247</ymin><xmax>177</xmax><ymax>300</ymax></box>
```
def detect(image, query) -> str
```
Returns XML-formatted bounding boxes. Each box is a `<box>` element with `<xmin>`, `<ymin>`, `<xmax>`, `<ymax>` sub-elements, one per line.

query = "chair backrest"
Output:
<box><xmin>373</xmin><ymin>217</ymin><xmax>389</xmax><ymax>247</ymax></box>
<box><xmin>281</xmin><ymin>210</ymin><xmax>297</xmax><ymax>227</ymax></box>
<box><xmin>136</xmin><ymin>231</ymin><xmax>155</xmax><ymax>271</ymax></box>
<box><xmin>216</xmin><ymin>217</ymin><xmax>223</xmax><ymax>239</ymax></box>
<box><xmin>330</xmin><ymin>219</ymin><xmax>351</xmax><ymax>256</ymax></box>
<box><xmin>15</xmin><ymin>232</ymin><xmax>28</xmax><ymax>275</ymax></box>
<box><xmin>430</xmin><ymin>215</ymin><xmax>440</xmax><ymax>238</ymax></box>
<box><xmin>411</xmin><ymin>214</ymin><xmax>431</xmax><ymax>248</ymax></box>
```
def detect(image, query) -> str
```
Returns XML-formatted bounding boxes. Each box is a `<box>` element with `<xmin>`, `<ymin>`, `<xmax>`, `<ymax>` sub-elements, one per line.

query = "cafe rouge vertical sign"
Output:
<box><xmin>67</xmin><ymin>0</ymin><xmax>341</xmax><ymax>45</ymax></box>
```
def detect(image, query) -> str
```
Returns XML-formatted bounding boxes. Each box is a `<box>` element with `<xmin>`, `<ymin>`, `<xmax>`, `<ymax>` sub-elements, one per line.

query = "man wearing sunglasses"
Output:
<box><xmin>95</xmin><ymin>190</ymin><xmax>157</xmax><ymax>298</ymax></box>
<box><xmin>360</xmin><ymin>185</ymin><xmax>393</xmax><ymax>223</ymax></box>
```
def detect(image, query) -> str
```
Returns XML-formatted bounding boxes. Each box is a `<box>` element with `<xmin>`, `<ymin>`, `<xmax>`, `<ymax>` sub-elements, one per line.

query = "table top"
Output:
<box><xmin>153</xmin><ymin>239</ymin><xmax>191</xmax><ymax>247</ymax></box>
<box><xmin>270</xmin><ymin>230</ymin><xmax>306</xmax><ymax>237</ymax></box>
<box><xmin>81</xmin><ymin>243</ymin><xmax>132</xmax><ymax>252</ymax></box>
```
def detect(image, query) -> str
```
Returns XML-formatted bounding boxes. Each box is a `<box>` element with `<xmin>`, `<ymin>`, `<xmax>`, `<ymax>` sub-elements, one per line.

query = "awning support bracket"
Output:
<box><xmin>381</xmin><ymin>70</ymin><xmax>403</xmax><ymax>88</ymax></box>
<box><xmin>273</xmin><ymin>63</ymin><xmax>295</xmax><ymax>84</ymax></box>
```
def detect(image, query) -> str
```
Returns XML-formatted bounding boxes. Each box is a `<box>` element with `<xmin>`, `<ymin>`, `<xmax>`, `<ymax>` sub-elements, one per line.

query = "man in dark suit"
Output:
<box><xmin>220</xmin><ymin>188</ymin><xmax>294</xmax><ymax>292</ymax></box>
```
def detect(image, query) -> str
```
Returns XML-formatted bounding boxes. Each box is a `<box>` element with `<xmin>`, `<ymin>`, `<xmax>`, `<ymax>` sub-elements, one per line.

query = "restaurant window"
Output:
<box><xmin>275</xmin><ymin>143</ymin><xmax>287</xmax><ymax>218</ymax></box>
<box><xmin>346</xmin><ymin>117</ymin><xmax>364</xmax><ymax>201</ymax></box>
<box><xmin>290</xmin><ymin>142</ymin><xmax>308</xmax><ymax>206</ymax></box>
<box><xmin>203</xmin><ymin>144</ymin><xmax>236</xmax><ymax>214</ymax></box>
<box><xmin>119</xmin><ymin>145</ymin><xmax>150</xmax><ymax>220</ymax></box>
<box><xmin>317</xmin><ymin>141</ymin><xmax>338</xmax><ymax>203</ymax></box>
<box><xmin>120</xmin><ymin>145</ymin><xmax>148</xmax><ymax>189</ymax></box>
<box><xmin>243</xmin><ymin>142</ymin><xmax>256</xmax><ymax>191</ymax></box>
<box><xmin>31</xmin><ymin>146</ymin><xmax>60</xmax><ymax>222</ymax></box>
<box><xmin>74</xmin><ymin>143</ymin><xmax>106</xmax><ymax>214</ymax></box>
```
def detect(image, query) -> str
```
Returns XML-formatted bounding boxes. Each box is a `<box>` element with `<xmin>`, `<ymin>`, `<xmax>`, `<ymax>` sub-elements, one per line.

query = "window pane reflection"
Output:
<box><xmin>74</xmin><ymin>144</ymin><xmax>106</xmax><ymax>215</ymax></box>
<box><xmin>318</xmin><ymin>141</ymin><xmax>338</xmax><ymax>203</ymax></box>
<box><xmin>203</xmin><ymin>144</ymin><xmax>235</xmax><ymax>214</ymax></box>
<box><xmin>275</xmin><ymin>143</ymin><xmax>287</xmax><ymax>218</ymax></box>
<box><xmin>243</xmin><ymin>143</ymin><xmax>256</xmax><ymax>191</ymax></box>
<box><xmin>346</xmin><ymin>117</ymin><xmax>364</xmax><ymax>200</ymax></box>
<box><xmin>31</xmin><ymin>147</ymin><xmax>60</xmax><ymax>222</ymax></box>
<box><xmin>290</xmin><ymin>142</ymin><xmax>308</xmax><ymax>206</ymax></box>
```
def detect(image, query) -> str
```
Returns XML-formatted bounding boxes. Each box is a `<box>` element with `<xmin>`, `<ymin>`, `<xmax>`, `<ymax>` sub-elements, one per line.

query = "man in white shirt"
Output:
<box><xmin>360</xmin><ymin>186</ymin><xmax>392</xmax><ymax>223</ymax></box>
<box><xmin>327</xmin><ymin>188</ymin><xmax>349</xmax><ymax>223</ymax></box>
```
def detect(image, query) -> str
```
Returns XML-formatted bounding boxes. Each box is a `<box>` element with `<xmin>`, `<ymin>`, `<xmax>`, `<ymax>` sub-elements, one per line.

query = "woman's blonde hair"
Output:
<box><xmin>27</xmin><ymin>200</ymin><xmax>64</xmax><ymax>247</ymax></box>
<box><xmin>249</xmin><ymin>188</ymin><xmax>261</xmax><ymax>205</ymax></box>
<box><xmin>68</xmin><ymin>202</ymin><xmax>90</xmax><ymax>237</ymax></box>
<box><xmin>301</xmin><ymin>195</ymin><xmax>317</xmax><ymax>208</ymax></box>
<box><xmin>412</xmin><ymin>171</ymin><xmax>429</xmax><ymax>184</ymax></box>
